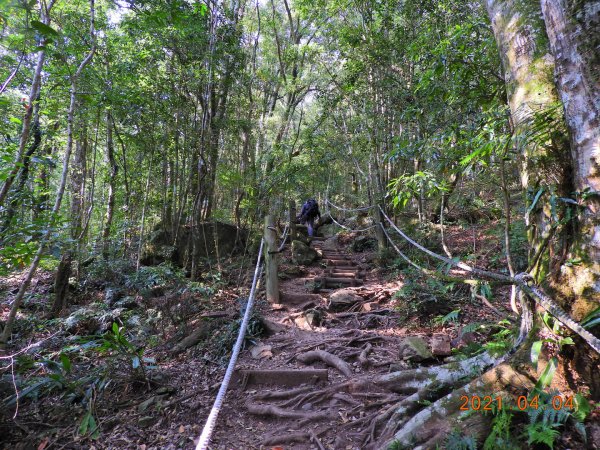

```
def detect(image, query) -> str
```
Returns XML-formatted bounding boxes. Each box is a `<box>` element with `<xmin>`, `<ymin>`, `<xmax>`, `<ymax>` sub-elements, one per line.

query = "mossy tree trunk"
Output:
<box><xmin>379</xmin><ymin>1</ymin><xmax>599</xmax><ymax>447</ymax></box>
<box><xmin>540</xmin><ymin>0</ymin><xmax>600</xmax><ymax>318</ymax></box>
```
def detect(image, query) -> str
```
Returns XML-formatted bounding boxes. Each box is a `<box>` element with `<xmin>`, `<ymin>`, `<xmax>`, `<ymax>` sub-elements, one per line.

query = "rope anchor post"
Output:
<box><xmin>264</xmin><ymin>215</ymin><xmax>280</xmax><ymax>304</ymax></box>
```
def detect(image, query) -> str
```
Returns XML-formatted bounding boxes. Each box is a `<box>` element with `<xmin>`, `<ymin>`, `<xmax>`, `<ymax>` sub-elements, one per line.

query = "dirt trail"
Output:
<box><xmin>207</xmin><ymin>236</ymin><xmax>418</xmax><ymax>449</ymax></box>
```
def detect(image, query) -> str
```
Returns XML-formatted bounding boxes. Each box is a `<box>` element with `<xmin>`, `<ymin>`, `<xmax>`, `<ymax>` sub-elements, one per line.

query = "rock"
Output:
<box><xmin>361</xmin><ymin>302</ymin><xmax>378</xmax><ymax>312</ymax></box>
<box><xmin>104</xmin><ymin>288</ymin><xmax>122</xmax><ymax>306</ymax></box>
<box><xmin>352</xmin><ymin>235</ymin><xmax>377</xmax><ymax>252</ymax></box>
<box><xmin>357</xmin><ymin>215</ymin><xmax>375</xmax><ymax>228</ymax></box>
<box><xmin>318</xmin><ymin>224</ymin><xmax>338</xmax><ymax>238</ymax></box>
<box><xmin>431</xmin><ymin>333</ymin><xmax>452</xmax><ymax>356</ymax></box>
<box><xmin>114</xmin><ymin>296</ymin><xmax>139</xmax><ymax>310</ymax></box>
<box><xmin>398</xmin><ymin>336</ymin><xmax>434</xmax><ymax>362</ymax></box>
<box><xmin>282</xmin><ymin>265</ymin><xmax>303</xmax><ymax>276</ymax></box>
<box><xmin>141</xmin><ymin>221</ymin><xmax>247</xmax><ymax>268</ymax></box>
<box><xmin>317</xmin><ymin>213</ymin><xmax>334</xmax><ymax>227</ymax></box>
<box><xmin>64</xmin><ymin>307</ymin><xmax>101</xmax><ymax>334</ymax></box>
<box><xmin>291</xmin><ymin>240</ymin><xmax>318</xmax><ymax>265</ymax></box>
<box><xmin>389</xmin><ymin>362</ymin><xmax>410</xmax><ymax>372</ymax></box>
<box><xmin>589</xmin><ymin>423</ymin><xmax>600</xmax><ymax>449</ymax></box>
<box><xmin>328</xmin><ymin>289</ymin><xmax>363</xmax><ymax>311</ymax></box>
<box><xmin>322</xmin><ymin>236</ymin><xmax>338</xmax><ymax>250</ymax></box>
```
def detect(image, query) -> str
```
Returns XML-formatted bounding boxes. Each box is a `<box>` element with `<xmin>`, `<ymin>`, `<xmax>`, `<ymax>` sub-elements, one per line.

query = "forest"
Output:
<box><xmin>0</xmin><ymin>0</ymin><xmax>599</xmax><ymax>448</ymax></box>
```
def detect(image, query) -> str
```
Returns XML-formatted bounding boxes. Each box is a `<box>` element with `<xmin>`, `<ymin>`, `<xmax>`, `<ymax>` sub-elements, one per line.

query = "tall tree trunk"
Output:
<box><xmin>2</xmin><ymin>0</ymin><xmax>96</xmax><ymax>341</ymax></box>
<box><xmin>0</xmin><ymin>1</ymin><xmax>55</xmax><ymax>208</ymax></box>
<box><xmin>541</xmin><ymin>0</ymin><xmax>600</xmax><ymax>312</ymax></box>
<box><xmin>1</xmin><ymin>100</ymin><xmax>43</xmax><ymax>235</ymax></box>
<box><xmin>102</xmin><ymin>111</ymin><xmax>118</xmax><ymax>259</ymax></box>
<box><xmin>486</xmin><ymin>0</ymin><xmax>571</xmax><ymax>283</ymax></box>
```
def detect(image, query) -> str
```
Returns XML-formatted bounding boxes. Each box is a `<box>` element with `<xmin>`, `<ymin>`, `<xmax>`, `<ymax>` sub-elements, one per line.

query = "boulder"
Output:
<box><xmin>291</xmin><ymin>240</ymin><xmax>318</xmax><ymax>265</ymax></box>
<box><xmin>328</xmin><ymin>289</ymin><xmax>363</xmax><ymax>311</ymax></box>
<box><xmin>317</xmin><ymin>213</ymin><xmax>334</xmax><ymax>227</ymax></box>
<box><xmin>322</xmin><ymin>236</ymin><xmax>338</xmax><ymax>250</ymax></box>
<box><xmin>398</xmin><ymin>336</ymin><xmax>434</xmax><ymax>362</ymax></box>
<box><xmin>318</xmin><ymin>224</ymin><xmax>338</xmax><ymax>238</ymax></box>
<box><xmin>431</xmin><ymin>333</ymin><xmax>452</xmax><ymax>356</ymax></box>
<box><xmin>65</xmin><ymin>306</ymin><xmax>123</xmax><ymax>334</ymax></box>
<box><xmin>141</xmin><ymin>221</ymin><xmax>247</xmax><ymax>268</ymax></box>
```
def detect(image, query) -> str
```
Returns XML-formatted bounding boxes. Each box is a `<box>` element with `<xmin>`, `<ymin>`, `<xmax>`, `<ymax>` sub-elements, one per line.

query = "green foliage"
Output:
<box><xmin>125</xmin><ymin>263</ymin><xmax>186</xmax><ymax>292</ymax></box>
<box><xmin>445</xmin><ymin>430</ymin><xmax>477</xmax><ymax>450</ymax></box>
<box><xmin>389</xmin><ymin>171</ymin><xmax>446</xmax><ymax>210</ymax></box>
<box><xmin>434</xmin><ymin>308</ymin><xmax>460</xmax><ymax>325</ymax></box>
<box><xmin>581</xmin><ymin>306</ymin><xmax>600</xmax><ymax>330</ymax></box>
<box><xmin>483</xmin><ymin>409</ymin><xmax>519</xmax><ymax>450</ymax></box>
<box><xmin>393</xmin><ymin>268</ymin><xmax>459</xmax><ymax>324</ymax></box>
<box><xmin>482</xmin><ymin>321</ymin><xmax>515</xmax><ymax>356</ymax></box>
<box><xmin>524</xmin><ymin>390</ymin><xmax>573</xmax><ymax>449</ymax></box>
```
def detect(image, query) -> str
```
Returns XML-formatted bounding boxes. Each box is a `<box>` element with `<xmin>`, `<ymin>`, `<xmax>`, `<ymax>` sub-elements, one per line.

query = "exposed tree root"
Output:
<box><xmin>359</xmin><ymin>343</ymin><xmax>372</xmax><ymax>367</ymax></box>
<box><xmin>296</xmin><ymin>349</ymin><xmax>353</xmax><ymax>376</ymax></box>
<box><xmin>246</xmin><ymin>402</ymin><xmax>335</xmax><ymax>421</ymax></box>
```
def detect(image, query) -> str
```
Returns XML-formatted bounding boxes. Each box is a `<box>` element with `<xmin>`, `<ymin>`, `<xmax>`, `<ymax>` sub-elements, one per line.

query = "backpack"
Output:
<box><xmin>301</xmin><ymin>199</ymin><xmax>319</xmax><ymax>221</ymax></box>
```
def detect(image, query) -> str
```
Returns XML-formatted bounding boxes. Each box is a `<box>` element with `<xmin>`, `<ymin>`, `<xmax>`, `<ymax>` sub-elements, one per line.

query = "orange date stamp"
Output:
<box><xmin>459</xmin><ymin>394</ymin><xmax>574</xmax><ymax>411</ymax></box>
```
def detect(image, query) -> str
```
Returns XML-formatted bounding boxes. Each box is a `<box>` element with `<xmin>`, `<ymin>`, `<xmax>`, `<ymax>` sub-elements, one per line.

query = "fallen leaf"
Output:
<box><xmin>37</xmin><ymin>438</ymin><xmax>49</xmax><ymax>450</ymax></box>
<box><xmin>179</xmin><ymin>425</ymin><xmax>185</xmax><ymax>433</ymax></box>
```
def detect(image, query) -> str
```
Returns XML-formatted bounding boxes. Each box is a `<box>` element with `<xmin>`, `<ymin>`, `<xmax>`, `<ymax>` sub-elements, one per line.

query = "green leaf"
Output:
<box><xmin>535</xmin><ymin>357</ymin><xmax>558</xmax><ymax>391</ymax></box>
<box><xmin>79</xmin><ymin>411</ymin><xmax>91</xmax><ymax>435</ymax></box>
<box><xmin>557</xmin><ymin>337</ymin><xmax>574</xmax><ymax>349</ymax></box>
<box><xmin>531</xmin><ymin>340</ymin><xmax>543</xmax><ymax>370</ymax></box>
<box><xmin>573</xmin><ymin>393</ymin><xmax>591</xmax><ymax>422</ymax></box>
<box><xmin>59</xmin><ymin>353</ymin><xmax>71</xmax><ymax>373</ymax></box>
<box><xmin>9</xmin><ymin>117</ymin><xmax>22</xmax><ymax>125</ymax></box>
<box><xmin>581</xmin><ymin>306</ymin><xmax>600</xmax><ymax>329</ymax></box>
<box><xmin>527</xmin><ymin>188</ymin><xmax>545</xmax><ymax>214</ymax></box>
<box><xmin>30</xmin><ymin>20</ymin><xmax>59</xmax><ymax>37</ymax></box>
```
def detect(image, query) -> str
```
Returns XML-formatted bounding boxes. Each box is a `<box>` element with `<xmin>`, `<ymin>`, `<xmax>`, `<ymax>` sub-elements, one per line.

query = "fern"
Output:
<box><xmin>445</xmin><ymin>430</ymin><xmax>477</xmax><ymax>450</ymax></box>
<box><xmin>483</xmin><ymin>409</ymin><xmax>519</xmax><ymax>450</ymax></box>
<box><xmin>526</xmin><ymin>423</ymin><xmax>560</xmax><ymax>448</ymax></box>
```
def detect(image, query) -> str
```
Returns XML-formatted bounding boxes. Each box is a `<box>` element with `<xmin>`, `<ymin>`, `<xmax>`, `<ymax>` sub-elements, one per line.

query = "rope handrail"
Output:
<box><xmin>378</xmin><ymin>206</ymin><xmax>600</xmax><ymax>354</ymax></box>
<box><xmin>323</xmin><ymin>200</ymin><xmax>378</xmax><ymax>232</ymax></box>
<box><xmin>325</xmin><ymin>198</ymin><xmax>375</xmax><ymax>213</ymax></box>
<box><xmin>195</xmin><ymin>239</ymin><xmax>265</xmax><ymax>450</ymax></box>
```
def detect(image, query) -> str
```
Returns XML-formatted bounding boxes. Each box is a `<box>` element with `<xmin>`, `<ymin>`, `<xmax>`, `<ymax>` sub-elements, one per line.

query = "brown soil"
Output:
<box><xmin>0</xmin><ymin>225</ymin><xmax>561</xmax><ymax>450</ymax></box>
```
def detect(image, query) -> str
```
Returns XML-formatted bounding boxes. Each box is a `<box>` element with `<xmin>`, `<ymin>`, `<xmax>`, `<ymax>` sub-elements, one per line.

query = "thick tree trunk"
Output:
<box><xmin>541</xmin><ymin>0</ymin><xmax>600</xmax><ymax>312</ymax></box>
<box><xmin>486</xmin><ymin>0</ymin><xmax>571</xmax><ymax>283</ymax></box>
<box><xmin>376</xmin><ymin>2</ymin><xmax>600</xmax><ymax>447</ymax></box>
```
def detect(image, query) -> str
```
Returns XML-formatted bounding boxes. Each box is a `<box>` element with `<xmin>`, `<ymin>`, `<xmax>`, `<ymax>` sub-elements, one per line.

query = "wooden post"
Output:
<box><xmin>264</xmin><ymin>215</ymin><xmax>280</xmax><ymax>304</ymax></box>
<box><xmin>289</xmin><ymin>200</ymin><xmax>297</xmax><ymax>241</ymax></box>
<box><xmin>373</xmin><ymin>202</ymin><xmax>387</xmax><ymax>251</ymax></box>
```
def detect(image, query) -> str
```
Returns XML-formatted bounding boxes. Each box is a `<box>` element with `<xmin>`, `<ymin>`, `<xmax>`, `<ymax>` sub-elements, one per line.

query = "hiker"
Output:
<box><xmin>298</xmin><ymin>199</ymin><xmax>321</xmax><ymax>237</ymax></box>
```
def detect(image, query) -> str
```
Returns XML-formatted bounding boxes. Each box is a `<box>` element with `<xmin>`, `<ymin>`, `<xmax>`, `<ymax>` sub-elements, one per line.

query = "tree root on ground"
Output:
<box><xmin>246</xmin><ymin>402</ymin><xmax>336</xmax><ymax>421</ymax></box>
<box><xmin>296</xmin><ymin>349</ymin><xmax>353</xmax><ymax>376</ymax></box>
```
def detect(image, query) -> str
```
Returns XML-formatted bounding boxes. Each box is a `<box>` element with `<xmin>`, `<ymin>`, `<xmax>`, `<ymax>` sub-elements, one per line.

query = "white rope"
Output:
<box><xmin>329</xmin><ymin>212</ymin><xmax>378</xmax><ymax>232</ymax></box>
<box><xmin>377</xmin><ymin>206</ymin><xmax>600</xmax><ymax>353</ymax></box>
<box><xmin>277</xmin><ymin>222</ymin><xmax>289</xmax><ymax>252</ymax></box>
<box><xmin>326</xmin><ymin>198</ymin><xmax>375</xmax><ymax>213</ymax></box>
<box><xmin>322</xmin><ymin>200</ymin><xmax>378</xmax><ymax>232</ymax></box>
<box><xmin>195</xmin><ymin>239</ymin><xmax>265</xmax><ymax>450</ymax></box>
